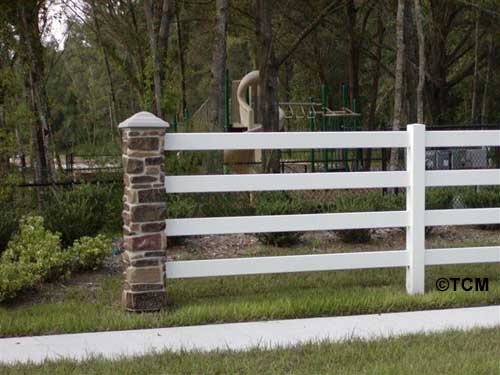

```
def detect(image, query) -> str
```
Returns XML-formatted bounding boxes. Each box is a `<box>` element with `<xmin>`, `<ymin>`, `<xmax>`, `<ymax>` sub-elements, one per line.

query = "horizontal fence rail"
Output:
<box><xmin>426</xmin><ymin>170</ymin><xmax>500</xmax><ymax>187</ymax></box>
<box><xmin>161</xmin><ymin>125</ymin><xmax>500</xmax><ymax>293</ymax></box>
<box><xmin>165</xmin><ymin>246</ymin><xmax>500</xmax><ymax>279</ymax></box>
<box><xmin>426</xmin><ymin>130</ymin><xmax>500</xmax><ymax>147</ymax></box>
<box><xmin>166</xmin><ymin>211</ymin><xmax>408</xmax><ymax>236</ymax></box>
<box><xmin>425</xmin><ymin>246</ymin><xmax>500</xmax><ymax>266</ymax></box>
<box><xmin>425</xmin><ymin>208</ymin><xmax>500</xmax><ymax>226</ymax></box>
<box><xmin>165</xmin><ymin>130</ymin><xmax>500</xmax><ymax>151</ymax></box>
<box><xmin>166</xmin><ymin>171</ymin><xmax>407</xmax><ymax>193</ymax></box>
<box><xmin>165</xmin><ymin>250</ymin><xmax>408</xmax><ymax>279</ymax></box>
<box><xmin>165</xmin><ymin>208</ymin><xmax>500</xmax><ymax>236</ymax></box>
<box><xmin>165</xmin><ymin>131</ymin><xmax>409</xmax><ymax>150</ymax></box>
<box><xmin>165</xmin><ymin>169</ymin><xmax>499</xmax><ymax>194</ymax></box>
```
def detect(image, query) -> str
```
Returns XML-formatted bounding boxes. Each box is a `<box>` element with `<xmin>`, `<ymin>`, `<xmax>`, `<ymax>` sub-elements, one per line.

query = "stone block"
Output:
<box><xmin>124</xmin><ymin>158</ymin><xmax>144</xmax><ymax>174</ymax></box>
<box><xmin>131</xmin><ymin>175</ymin><xmax>157</xmax><ymax>184</ymax></box>
<box><xmin>122</xmin><ymin>289</ymin><xmax>167</xmax><ymax>312</ymax></box>
<box><xmin>128</xmin><ymin>137</ymin><xmax>159</xmax><ymax>151</ymax></box>
<box><xmin>145</xmin><ymin>157</ymin><xmax>163</xmax><ymax>166</ymax></box>
<box><xmin>130</xmin><ymin>204</ymin><xmax>166</xmax><ymax>222</ymax></box>
<box><xmin>124</xmin><ymin>233</ymin><xmax>163</xmax><ymax>252</ymax></box>
<box><xmin>141</xmin><ymin>221</ymin><xmax>166</xmax><ymax>233</ymax></box>
<box><xmin>145</xmin><ymin>166</ymin><xmax>160</xmax><ymax>176</ymax></box>
<box><xmin>137</xmin><ymin>188</ymin><xmax>165</xmax><ymax>203</ymax></box>
<box><xmin>125</xmin><ymin>265</ymin><xmax>163</xmax><ymax>284</ymax></box>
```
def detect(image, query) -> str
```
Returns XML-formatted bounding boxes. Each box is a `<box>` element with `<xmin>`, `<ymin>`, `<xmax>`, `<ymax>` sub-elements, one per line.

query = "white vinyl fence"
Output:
<box><xmin>163</xmin><ymin>125</ymin><xmax>500</xmax><ymax>294</ymax></box>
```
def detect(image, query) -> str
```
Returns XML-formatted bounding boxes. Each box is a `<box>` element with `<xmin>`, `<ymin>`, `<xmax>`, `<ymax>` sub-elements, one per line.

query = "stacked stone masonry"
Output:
<box><xmin>121</xmin><ymin>124</ymin><xmax>168</xmax><ymax>312</ymax></box>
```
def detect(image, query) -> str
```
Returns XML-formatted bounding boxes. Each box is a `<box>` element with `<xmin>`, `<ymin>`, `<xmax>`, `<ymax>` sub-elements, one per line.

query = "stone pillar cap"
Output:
<box><xmin>119</xmin><ymin>111</ymin><xmax>170</xmax><ymax>129</ymax></box>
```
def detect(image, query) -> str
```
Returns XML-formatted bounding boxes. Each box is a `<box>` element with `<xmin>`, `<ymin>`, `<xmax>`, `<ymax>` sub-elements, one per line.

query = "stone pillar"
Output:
<box><xmin>119</xmin><ymin>111</ymin><xmax>169</xmax><ymax>312</ymax></box>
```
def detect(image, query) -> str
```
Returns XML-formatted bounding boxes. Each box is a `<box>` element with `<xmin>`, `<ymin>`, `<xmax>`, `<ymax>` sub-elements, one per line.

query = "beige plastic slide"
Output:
<box><xmin>224</xmin><ymin>71</ymin><xmax>284</xmax><ymax>173</ymax></box>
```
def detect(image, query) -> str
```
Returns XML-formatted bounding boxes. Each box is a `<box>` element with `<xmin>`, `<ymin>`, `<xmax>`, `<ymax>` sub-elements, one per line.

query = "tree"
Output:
<box><xmin>207</xmin><ymin>0</ymin><xmax>228</xmax><ymax>173</ymax></box>
<box><xmin>414</xmin><ymin>0</ymin><xmax>425</xmax><ymax>124</ymax></box>
<box><xmin>255</xmin><ymin>0</ymin><xmax>343</xmax><ymax>172</ymax></box>
<box><xmin>144</xmin><ymin>0</ymin><xmax>175</xmax><ymax>117</ymax></box>
<box><xmin>389</xmin><ymin>0</ymin><xmax>405</xmax><ymax>171</ymax></box>
<box><xmin>0</xmin><ymin>0</ymin><xmax>54</xmax><ymax>204</ymax></box>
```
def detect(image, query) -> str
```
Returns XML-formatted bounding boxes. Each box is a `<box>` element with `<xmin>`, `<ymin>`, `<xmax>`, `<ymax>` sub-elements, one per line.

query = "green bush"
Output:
<box><xmin>426</xmin><ymin>188</ymin><xmax>454</xmax><ymax>210</ymax></box>
<box><xmin>461</xmin><ymin>187</ymin><xmax>500</xmax><ymax>230</ymax></box>
<box><xmin>254</xmin><ymin>192</ymin><xmax>304</xmax><ymax>247</ymax></box>
<box><xmin>0</xmin><ymin>206</ymin><xmax>18</xmax><ymax>254</ymax></box>
<box><xmin>0</xmin><ymin>186</ymin><xmax>37</xmax><ymax>254</ymax></box>
<box><xmin>199</xmin><ymin>193</ymin><xmax>254</xmax><ymax>218</ymax></box>
<box><xmin>375</xmin><ymin>189</ymin><xmax>455</xmax><ymax>235</ymax></box>
<box><xmin>0</xmin><ymin>261</ymin><xmax>39</xmax><ymax>302</ymax></box>
<box><xmin>461</xmin><ymin>186</ymin><xmax>500</xmax><ymax>208</ymax></box>
<box><xmin>0</xmin><ymin>216</ymin><xmax>113</xmax><ymax>302</ymax></box>
<box><xmin>43</xmin><ymin>183</ymin><xmax>121</xmax><ymax>246</ymax></box>
<box><xmin>167</xmin><ymin>194</ymin><xmax>199</xmax><ymax>246</ymax></box>
<box><xmin>334</xmin><ymin>192</ymin><xmax>382</xmax><ymax>243</ymax></box>
<box><xmin>69</xmin><ymin>234</ymin><xmax>111</xmax><ymax>270</ymax></box>
<box><xmin>2</xmin><ymin>216</ymin><xmax>71</xmax><ymax>282</ymax></box>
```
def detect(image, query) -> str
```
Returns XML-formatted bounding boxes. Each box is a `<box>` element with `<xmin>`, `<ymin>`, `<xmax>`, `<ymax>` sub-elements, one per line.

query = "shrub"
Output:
<box><xmin>254</xmin><ymin>192</ymin><xmax>304</xmax><ymax>247</ymax></box>
<box><xmin>69</xmin><ymin>234</ymin><xmax>111</xmax><ymax>270</ymax></box>
<box><xmin>198</xmin><ymin>192</ymin><xmax>254</xmax><ymax>218</ymax></box>
<box><xmin>426</xmin><ymin>188</ymin><xmax>454</xmax><ymax>210</ymax></box>
<box><xmin>42</xmin><ymin>184</ymin><xmax>121</xmax><ymax>246</ymax></box>
<box><xmin>376</xmin><ymin>189</ymin><xmax>454</xmax><ymax>235</ymax></box>
<box><xmin>0</xmin><ymin>261</ymin><xmax>39</xmax><ymax>302</ymax></box>
<box><xmin>334</xmin><ymin>192</ymin><xmax>382</xmax><ymax>243</ymax></box>
<box><xmin>0</xmin><ymin>206</ymin><xmax>18</xmax><ymax>254</ymax></box>
<box><xmin>167</xmin><ymin>195</ymin><xmax>199</xmax><ymax>246</ymax></box>
<box><xmin>2</xmin><ymin>216</ymin><xmax>71</xmax><ymax>281</ymax></box>
<box><xmin>2</xmin><ymin>216</ymin><xmax>71</xmax><ymax>282</ymax></box>
<box><xmin>461</xmin><ymin>186</ymin><xmax>500</xmax><ymax>208</ymax></box>
<box><xmin>0</xmin><ymin>187</ymin><xmax>36</xmax><ymax>254</ymax></box>
<box><xmin>461</xmin><ymin>187</ymin><xmax>500</xmax><ymax>230</ymax></box>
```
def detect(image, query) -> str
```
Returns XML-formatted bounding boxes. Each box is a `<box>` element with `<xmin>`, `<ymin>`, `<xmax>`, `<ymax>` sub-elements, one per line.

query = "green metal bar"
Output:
<box><xmin>173</xmin><ymin>115</ymin><xmax>178</xmax><ymax>132</ymax></box>
<box><xmin>341</xmin><ymin>84</ymin><xmax>348</xmax><ymax>170</ymax></box>
<box><xmin>332</xmin><ymin>115</ymin><xmax>339</xmax><ymax>169</ymax></box>
<box><xmin>183</xmin><ymin>108</ymin><xmax>189</xmax><ymax>128</ymax></box>
<box><xmin>321</xmin><ymin>83</ymin><xmax>328</xmax><ymax>171</ymax></box>
<box><xmin>352</xmin><ymin>97</ymin><xmax>358</xmax><ymax>171</ymax></box>
<box><xmin>342</xmin><ymin>83</ymin><xmax>348</xmax><ymax>109</ymax></box>
<box><xmin>308</xmin><ymin>110</ymin><xmax>315</xmax><ymax>172</ymax></box>
<box><xmin>224</xmin><ymin>69</ymin><xmax>230</xmax><ymax>133</ymax></box>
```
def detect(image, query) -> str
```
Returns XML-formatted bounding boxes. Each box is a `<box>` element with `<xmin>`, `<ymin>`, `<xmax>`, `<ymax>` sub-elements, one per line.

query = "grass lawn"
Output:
<box><xmin>1</xmin><ymin>328</ymin><xmax>499</xmax><ymax>374</ymax></box>
<box><xmin>0</xmin><ymin>228</ymin><xmax>499</xmax><ymax>337</ymax></box>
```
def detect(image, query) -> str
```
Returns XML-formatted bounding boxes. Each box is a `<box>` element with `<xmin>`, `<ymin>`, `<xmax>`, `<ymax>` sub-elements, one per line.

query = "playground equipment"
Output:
<box><xmin>223</xmin><ymin>70</ymin><xmax>361</xmax><ymax>173</ymax></box>
<box><xmin>185</xmin><ymin>71</ymin><xmax>362</xmax><ymax>173</ymax></box>
<box><xmin>223</xmin><ymin>71</ymin><xmax>287</xmax><ymax>173</ymax></box>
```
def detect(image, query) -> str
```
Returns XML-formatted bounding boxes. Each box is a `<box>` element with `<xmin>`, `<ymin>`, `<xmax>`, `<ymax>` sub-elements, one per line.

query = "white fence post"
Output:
<box><xmin>406</xmin><ymin>124</ymin><xmax>426</xmax><ymax>294</ymax></box>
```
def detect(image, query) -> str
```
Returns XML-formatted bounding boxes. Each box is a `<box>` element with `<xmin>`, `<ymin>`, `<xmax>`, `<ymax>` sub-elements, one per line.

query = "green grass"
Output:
<box><xmin>0</xmin><ymin>229</ymin><xmax>498</xmax><ymax>337</ymax></box>
<box><xmin>1</xmin><ymin>328</ymin><xmax>499</xmax><ymax>374</ymax></box>
<box><xmin>0</xmin><ymin>256</ymin><xmax>498</xmax><ymax>337</ymax></box>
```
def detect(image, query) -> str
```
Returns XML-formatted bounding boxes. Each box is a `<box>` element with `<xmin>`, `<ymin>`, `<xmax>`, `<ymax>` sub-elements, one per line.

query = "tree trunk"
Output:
<box><xmin>365</xmin><ymin>7</ymin><xmax>385</xmax><ymax>170</ymax></box>
<box><xmin>207</xmin><ymin>0</ymin><xmax>228</xmax><ymax>173</ymax></box>
<box><xmin>256</xmin><ymin>0</ymin><xmax>280</xmax><ymax>173</ymax></box>
<box><xmin>144</xmin><ymin>0</ymin><xmax>163</xmax><ymax>117</ymax></box>
<box><xmin>176</xmin><ymin>6</ymin><xmax>187</xmax><ymax>115</ymax></box>
<box><xmin>346</xmin><ymin>0</ymin><xmax>360</xmax><ymax>107</ymax></box>
<box><xmin>90</xmin><ymin>0</ymin><xmax>117</xmax><ymax>141</ymax></box>
<box><xmin>470</xmin><ymin>10</ymin><xmax>479</xmax><ymax>124</ymax></box>
<box><xmin>480</xmin><ymin>36</ymin><xmax>493</xmax><ymax>124</ymax></box>
<box><xmin>17</xmin><ymin>2</ymin><xmax>52</xmax><ymax>207</ymax></box>
<box><xmin>414</xmin><ymin>0</ymin><xmax>425</xmax><ymax>124</ymax></box>
<box><xmin>390</xmin><ymin>0</ymin><xmax>405</xmax><ymax>171</ymax></box>
<box><xmin>404</xmin><ymin>0</ymin><xmax>417</xmax><ymax>124</ymax></box>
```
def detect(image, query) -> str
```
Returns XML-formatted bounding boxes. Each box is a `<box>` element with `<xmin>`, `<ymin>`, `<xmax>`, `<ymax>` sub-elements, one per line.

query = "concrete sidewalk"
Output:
<box><xmin>1</xmin><ymin>305</ymin><xmax>498</xmax><ymax>365</ymax></box>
